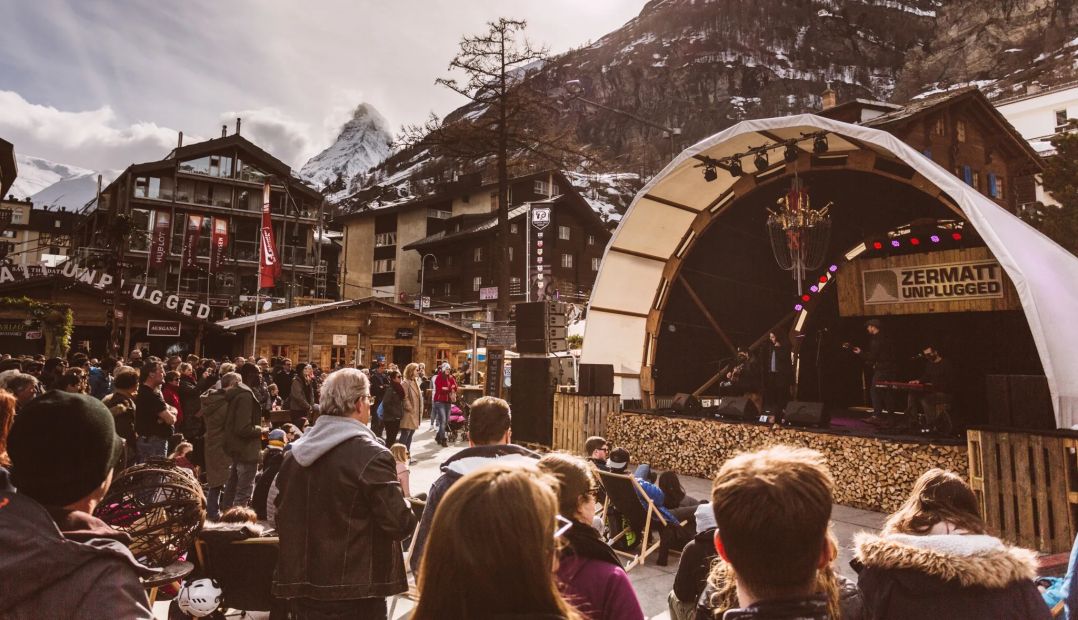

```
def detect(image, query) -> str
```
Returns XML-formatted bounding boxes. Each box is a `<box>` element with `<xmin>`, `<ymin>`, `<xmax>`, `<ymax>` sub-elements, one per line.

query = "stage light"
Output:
<box><xmin>930</xmin><ymin>235</ymin><xmax>940</xmax><ymax>243</ymax></box>
<box><xmin>813</xmin><ymin>134</ymin><xmax>829</xmax><ymax>153</ymax></box>
<box><xmin>829</xmin><ymin>264</ymin><xmax>838</xmax><ymax>272</ymax></box>
<box><xmin>810</xmin><ymin>285</ymin><xmax>819</xmax><ymax>293</ymax></box>
<box><xmin>794</xmin><ymin>304</ymin><xmax>803</xmax><ymax>312</ymax></box>
<box><xmin>727</xmin><ymin>159</ymin><xmax>743</xmax><ymax>177</ymax></box>
<box><xmin>819</xmin><ymin>276</ymin><xmax>827</xmax><ymax>283</ymax></box>
<box><xmin>910</xmin><ymin>237</ymin><xmax>920</xmax><ymax>245</ymax></box>
<box><xmin>891</xmin><ymin>239</ymin><xmax>901</xmax><ymax>248</ymax></box>
<box><xmin>703</xmin><ymin>165</ymin><xmax>718</xmax><ymax>182</ymax></box>
<box><xmin>952</xmin><ymin>232</ymin><xmax>962</xmax><ymax>240</ymax></box>
<box><xmin>872</xmin><ymin>241</ymin><xmax>883</xmax><ymax>250</ymax></box>
<box><xmin>784</xmin><ymin>143</ymin><xmax>799</xmax><ymax>163</ymax></box>
<box><xmin>801</xmin><ymin>294</ymin><xmax>811</xmax><ymax>302</ymax></box>
<box><xmin>845</xmin><ymin>243</ymin><xmax>867</xmax><ymax>260</ymax></box>
<box><xmin>754</xmin><ymin>151</ymin><xmax>769</xmax><ymax>171</ymax></box>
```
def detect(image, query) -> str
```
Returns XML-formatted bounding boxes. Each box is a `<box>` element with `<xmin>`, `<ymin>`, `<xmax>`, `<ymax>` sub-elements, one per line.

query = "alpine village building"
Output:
<box><xmin>73</xmin><ymin>121</ymin><xmax>330</xmax><ymax>320</ymax></box>
<box><xmin>336</xmin><ymin>169</ymin><xmax>612</xmax><ymax>320</ymax></box>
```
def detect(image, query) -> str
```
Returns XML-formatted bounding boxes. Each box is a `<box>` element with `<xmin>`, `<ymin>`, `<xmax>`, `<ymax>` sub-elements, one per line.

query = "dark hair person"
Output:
<box><xmin>854</xmin><ymin>468</ymin><xmax>1050</xmax><ymax>619</ymax></box>
<box><xmin>0</xmin><ymin>389</ymin><xmax>16</xmax><ymax>471</ymax></box>
<box><xmin>538</xmin><ymin>453</ymin><xmax>644</xmax><ymax>620</ymax></box>
<box><xmin>413</xmin><ymin>464</ymin><xmax>583</xmax><ymax>620</ymax></box>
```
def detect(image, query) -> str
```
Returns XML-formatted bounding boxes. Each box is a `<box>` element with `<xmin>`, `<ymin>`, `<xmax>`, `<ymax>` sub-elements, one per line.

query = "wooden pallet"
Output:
<box><xmin>551</xmin><ymin>394</ymin><xmax>619</xmax><ymax>454</ymax></box>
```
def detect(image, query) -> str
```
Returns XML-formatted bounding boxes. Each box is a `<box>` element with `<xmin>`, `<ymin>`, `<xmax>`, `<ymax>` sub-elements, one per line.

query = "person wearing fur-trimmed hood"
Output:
<box><xmin>852</xmin><ymin>468</ymin><xmax>1050</xmax><ymax>619</ymax></box>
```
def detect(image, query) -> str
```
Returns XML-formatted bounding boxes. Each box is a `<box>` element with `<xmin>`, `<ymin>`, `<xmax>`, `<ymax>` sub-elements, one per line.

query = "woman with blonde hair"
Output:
<box><xmin>413</xmin><ymin>463</ymin><xmax>583</xmax><ymax>620</ymax></box>
<box><xmin>399</xmin><ymin>363</ymin><xmax>422</xmax><ymax>451</ymax></box>
<box><xmin>538</xmin><ymin>453</ymin><xmax>644</xmax><ymax>620</ymax></box>
<box><xmin>853</xmin><ymin>468</ymin><xmax>1049</xmax><ymax>619</ymax></box>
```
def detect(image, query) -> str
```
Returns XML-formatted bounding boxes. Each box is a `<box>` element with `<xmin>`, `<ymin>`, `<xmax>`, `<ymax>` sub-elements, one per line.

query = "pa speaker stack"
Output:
<box><xmin>510</xmin><ymin>357</ymin><xmax>557</xmax><ymax>445</ymax></box>
<box><xmin>578</xmin><ymin>364</ymin><xmax>614</xmax><ymax>395</ymax></box>
<box><xmin>783</xmin><ymin>401</ymin><xmax>827</xmax><ymax>427</ymax></box>
<box><xmin>712</xmin><ymin>396</ymin><xmax>757</xmax><ymax>420</ymax></box>
<box><xmin>516</xmin><ymin>300</ymin><xmax>568</xmax><ymax>354</ymax></box>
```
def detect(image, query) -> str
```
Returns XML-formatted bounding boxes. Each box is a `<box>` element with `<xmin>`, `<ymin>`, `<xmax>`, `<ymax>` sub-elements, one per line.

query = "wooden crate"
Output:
<box><xmin>968</xmin><ymin>428</ymin><xmax>1078</xmax><ymax>553</ymax></box>
<box><xmin>552</xmin><ymin>394</ymin><xmax>619</xmax><ymax>454</ymax></box>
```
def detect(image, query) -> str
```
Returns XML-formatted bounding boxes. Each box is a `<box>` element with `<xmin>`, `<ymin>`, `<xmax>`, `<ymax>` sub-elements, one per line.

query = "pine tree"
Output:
<box><xmin>1022</xmin><ymin>123</ymin><xmax>1078</xmax><ymax>256</ymax></box>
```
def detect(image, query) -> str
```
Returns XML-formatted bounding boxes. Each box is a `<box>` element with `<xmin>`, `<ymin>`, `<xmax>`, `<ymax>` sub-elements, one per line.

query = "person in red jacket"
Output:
<box><xmin>431</xmin><ymin>363</ymin><xmax>457</xmax><ymax>447</ymax></box>
<box><xmin>162</xmin><ymin>370</ymin><xmax>184</xmax><ymax>430</ymax></box>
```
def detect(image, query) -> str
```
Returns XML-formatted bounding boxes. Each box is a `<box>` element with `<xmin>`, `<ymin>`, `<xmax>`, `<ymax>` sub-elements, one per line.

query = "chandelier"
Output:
<box><xmin>767</xmin><ymin>179</ymin><xmax>831</xmax><ymax>295</ymax></box>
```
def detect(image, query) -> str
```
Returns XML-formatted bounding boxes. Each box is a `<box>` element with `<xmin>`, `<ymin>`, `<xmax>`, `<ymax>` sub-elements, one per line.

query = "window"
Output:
<box><xmin>508</xmin><ymin>246</ymin><xmax>514</xmax><ymax>261</ymax></box>
<box><xmin>510</xmin><ymin>276</ymin><xmax>521</xmax><ymax>288</ymax></box>
<box><xmin>534</xmin><ymin>180</ymin><xmax>548</xmax><ymax>196</ymax></box>
<box><xmin>962</xmin><ymin>165</ymin><xmax>973</xmax><ymax>186</ymax></box>
<box><xmin>11</xmin><ymin>210</ymin><xmax>23</xmax><ymax>224</ymax></box>
<box><xmin>443</xmin><ymin>282</ymin><xmax>452</xmax><ymax>296</ymax></box>
<box><xmin>956</xmin><ymin>120</ymin><xmax>966</xmax><ymax>143</ymax></box>
<box><xmin>473</xmin><ymin>247</ymin><xmax>483</xmax><ymax>262</ymax></box>
<box><xmin>991</xmin><ymin>175</ymin><xmax>1005</xmax><ymax>199</ymax></box>
<box><xmin>53</xmin><ymin>219</ymin><xmax>61</xmax><ymax>229</ymax></box>
<box><xmin>510</xmin><ymin>222</ymin><xmax>518</xmax><ymax>234</ymax></box>
<box><xmin>558</xmin><ymin>225</ymin><xmax>570</xmax><ymax>240</ymax></box>
<box><xmin>428</xmin><ymin>208</ymin><xmax>452</xmax><ymax>219</ymax></box>
<box><xmin>933</xmin><ymin>118</ymin><xmax>945</xmax><ymax>136</ymax></box>
<box><xmin>1056</xmin><ymin>109</ymin><xmax>1068</xmax><ymax>127</ymax></box>
<box><xmin>446</xmin><ymin>255</ymin><xmax>454</xmax><ymax>267</ymax></box>
<box><xmin>972</xmin><ymin>171</ymin><xmax>980</xmax><ymax>190</ymax></box>
<box><xmin>473</xmin><ymin>276</ymin><xmax>482</xmax><ymax>291</ymax></box>
<box><xmin>374</xmin><ymin>258</ymin><xmax>395</xmax><ymax>273</ymax></box>
<box><xmin>0</xmin><ymin>230</ymin><xmax>15</xmax><ymax>239</ymax></box>
<box><xmin>591</xmin><ymin>257</ymin><xmax>601</xmax><ymax>271</ymax></box>
<box><xmin>271</xmin><ymin>345</ymin><xmax>291</xmax><ymax>358</ymax></box>
<box><xmin>375</xmin><ymin>232</ymin><xmax>397</xmax><ymax>247</ymax></box>
<box><xmin>587</xmin><ymin>234</ymin><xmax>595</xmax><ymax>245</ymax></box>
<box><xmin>552</xmin><ymin>183</ymin><xmax>561</xmax><ymax>196</ymax></box>
<box><xmin>561</xmin><ymin>253</ymin><xmax>573</xmax><ymax>268</ymax></box>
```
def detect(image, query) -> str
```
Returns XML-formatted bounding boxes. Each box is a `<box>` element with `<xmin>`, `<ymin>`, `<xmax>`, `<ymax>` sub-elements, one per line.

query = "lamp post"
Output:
<box><xmin>419</xmin><ymin>253</ymin><xmax>438</xmax><ymax>314</ymax></box>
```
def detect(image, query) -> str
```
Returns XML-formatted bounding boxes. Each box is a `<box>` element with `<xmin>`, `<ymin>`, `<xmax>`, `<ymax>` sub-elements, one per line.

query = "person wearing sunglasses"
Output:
<box><xmin>584</xmin><ymin>436</ymin><xmax>611</xmax><ymax>472</ymax></box>
<box><xmin>539</xmin><ymin>453</ymin><xmax>645</xmax><ymax>620</ymax></box>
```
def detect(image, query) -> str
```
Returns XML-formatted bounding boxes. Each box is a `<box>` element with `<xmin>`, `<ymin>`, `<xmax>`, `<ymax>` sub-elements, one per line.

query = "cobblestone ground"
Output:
<box><xmin>155</xmin><ymin>423</ymin><xmax>885</xmax><ymax>619</ymax></box>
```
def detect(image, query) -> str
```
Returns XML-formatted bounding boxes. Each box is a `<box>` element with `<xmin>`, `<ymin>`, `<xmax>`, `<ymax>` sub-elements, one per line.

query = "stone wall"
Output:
<box><xmin>608</xmin><ymin>411</ymin><xmax>969</xmax><ymax>514</ymax></box>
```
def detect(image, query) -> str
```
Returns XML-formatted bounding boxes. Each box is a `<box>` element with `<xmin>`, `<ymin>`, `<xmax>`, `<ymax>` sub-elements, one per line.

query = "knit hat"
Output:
<box><xmin>267</xmin><ymin>428</ymin><xmax>286</xmax><ymax>449</ymax></box>
<box><xmin>695</xmin><ymin>501</ymin><xmax>717</xmax><ymax>534</ymax></box>
<box><xmin>8</xmin><ymin>390</ymin><xmax>123</xmax><ymax>506</ymax></box>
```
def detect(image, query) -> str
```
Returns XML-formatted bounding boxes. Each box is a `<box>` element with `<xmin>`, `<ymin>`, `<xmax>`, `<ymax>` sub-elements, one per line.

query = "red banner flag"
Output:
<box><xmin>183</xmin><ymin>214</ymin><xmax>203</xmax><ymax>270</ymax></box>
<box><xmin>210</xmin><ymin>217</ymin><xmax>229</xmax><ymax>272</ymax></box>
<box><xmin>149</xmin><ymin>210</ymin><xmax>171</xmax><ymax>267</ymax></box>
<box><xmin>259</xmin><ymin>181</ymin><xmax>281</xmax><ymax>288</ymax></box>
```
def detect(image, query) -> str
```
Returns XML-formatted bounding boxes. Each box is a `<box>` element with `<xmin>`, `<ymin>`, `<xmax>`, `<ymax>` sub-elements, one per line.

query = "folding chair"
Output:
<box><xmin>194</xmin><ymin>531</ymin><xmax>286</xmax><ymax>616</ymax></box>
<box><xmin>596</xmin><ymin>470</ymin><xmax>687</xmax><ymax>571</ymax></box>
<box><xmin>389</xmin><ymin>497</ymin><xmax>426</xmax><ymax>616</ymax></box>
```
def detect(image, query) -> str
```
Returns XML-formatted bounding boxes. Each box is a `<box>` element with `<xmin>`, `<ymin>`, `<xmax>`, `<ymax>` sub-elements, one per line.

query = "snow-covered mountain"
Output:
<box><xmin>8</xmin><ymin>155</ymin><xmax>94</xmax><ymax>201</ymax></box>
<box><xmin>299</xmin><ymin>103</ymin><xmax>393</xmax><ymax>202</ymax></box>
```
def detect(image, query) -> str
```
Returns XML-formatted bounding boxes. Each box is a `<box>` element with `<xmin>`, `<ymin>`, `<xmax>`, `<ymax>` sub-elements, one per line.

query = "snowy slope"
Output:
<box><xmin>8</xmin><ymin>155</ymin><xmax>93</xmax><ymax>200</ymax></box>
<box><xmin>299</xmin><ymin>103</ymin><xmax>393</xmax><ymax>202</ymax></box>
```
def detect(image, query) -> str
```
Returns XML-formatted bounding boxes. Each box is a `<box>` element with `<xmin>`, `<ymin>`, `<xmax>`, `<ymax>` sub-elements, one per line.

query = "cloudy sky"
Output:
<box><xmin>0</xmin><ymin>0</ymin><xmax>642</xmax><ymax>172</ymax></box>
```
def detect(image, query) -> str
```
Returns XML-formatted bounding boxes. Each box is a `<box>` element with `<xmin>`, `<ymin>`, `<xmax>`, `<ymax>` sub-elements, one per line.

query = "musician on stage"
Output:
<box><xmin>848</xmin><ymin>319</ymin><xmax>898</xmax><ymax>426</ymax></box>
<box><xmin>906</xmin><ymin>345</ymin><xmax>956</xmax><ymax>433</ymax></box>
<box><xmin>719</xmin><ymin>348</ymin><xmax>763</xmax><ymax>415</ymax></box>
<box><xmin>764</xmin><ymin>331</ymin><xmax>793</xmax><ymax>418</ymax></box>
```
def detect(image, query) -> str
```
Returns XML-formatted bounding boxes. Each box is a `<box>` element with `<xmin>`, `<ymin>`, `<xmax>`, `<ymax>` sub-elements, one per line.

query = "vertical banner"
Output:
<box><xmin>210</xmin><ymin>217</ymin><xmax>229</xmax><ymax>271</ymax></box>
<box><xmin>149</xmin><ymin>210</ymin><xmax>172</xmax><ymax>267</ymax></box>
<box><xmin>259</xmin><ymin>181</ymin><xmax>281</xmax><ymax>288</ymax></box>
<box><xmin>183</xmin><ymin>214</ymin><xmax>203</xmax><ymax>270</ymax></box>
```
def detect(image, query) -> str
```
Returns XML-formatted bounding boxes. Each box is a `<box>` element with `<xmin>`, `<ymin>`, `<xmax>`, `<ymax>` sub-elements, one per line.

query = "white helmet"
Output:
<box><xmin>177</xmin><ymin>578</ymin><xmax>222</xmax><ymax>617</ymax></box>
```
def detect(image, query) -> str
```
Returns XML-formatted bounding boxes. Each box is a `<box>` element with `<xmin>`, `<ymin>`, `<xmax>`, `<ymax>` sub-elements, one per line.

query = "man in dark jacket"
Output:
<box><xmin>669</xmin><ymin>505</ymin><xmax>717</xmax><ymax>620</ymax></box>
<box><xmin>221</xmin><ymin>363</ymin><xmax>264</xmax><ymax>510</ymax></box>
<box><xmin>1</xmin><ymin>391</ymin><xmax>158</xmax><ymax>619</ymax></box>
<box><xmin>274</xmin><ymin>358</ymin><xmax>293</xmax><ymax>401</ymax></box>
<box><xmin>409</xmin><ymin>396</ymin><xmax>539</xmax><ymax>572</ymax></box>
<box><xmin>274</xmin><ymin>367</ymin><xmax>415</xmax><ymax>619</ymax></box>
<box><xmin>368</xmin><ymin>361</ymin><xmax>388</xmax><ymax>438</ymax></box>
<box><xmin>134</xmin><ymin>361</ymin><xmax>176</xmax><ymax>462</ymax></box>
<box><xmin>851</xmin><ymin>319</ymin><xmax>898</xmax><ymax>425</ymax></box>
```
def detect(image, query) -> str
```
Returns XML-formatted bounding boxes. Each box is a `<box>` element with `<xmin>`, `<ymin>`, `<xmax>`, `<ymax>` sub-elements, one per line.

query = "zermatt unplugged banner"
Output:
<box><xmin>0</xmin><ymin>260</ymin><xmax>212</xmax><ymax>319</ymax></box>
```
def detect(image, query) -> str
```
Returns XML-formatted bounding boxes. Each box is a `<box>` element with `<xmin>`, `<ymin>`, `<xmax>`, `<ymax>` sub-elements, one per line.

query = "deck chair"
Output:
<box><xmin>597</xmin><ymin>470</ymin><xmax>687</xmax><ymax>571</ymax></box>
<box><xmin>389</xmin><ymin>497</ymin><xmax>426</xmax><ymax>616</ymax></box>
<box><xmin>194</xmin><ymin>530</ymin><xmax>286</xmax><ymax>616</ymax></box>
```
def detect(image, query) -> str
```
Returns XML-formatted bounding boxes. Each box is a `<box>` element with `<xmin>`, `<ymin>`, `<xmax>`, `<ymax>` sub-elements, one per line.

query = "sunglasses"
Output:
<box><xmin>554</xmin><ymin>514</ymin><xmax>573</xmax><ymax>539</ymax></box>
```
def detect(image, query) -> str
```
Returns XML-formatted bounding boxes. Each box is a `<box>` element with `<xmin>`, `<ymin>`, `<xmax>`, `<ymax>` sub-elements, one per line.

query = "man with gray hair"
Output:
<box><xmin>274</xmin><ymin>368</ymin><xmax>414</xmax><ymax>619</ymax></box>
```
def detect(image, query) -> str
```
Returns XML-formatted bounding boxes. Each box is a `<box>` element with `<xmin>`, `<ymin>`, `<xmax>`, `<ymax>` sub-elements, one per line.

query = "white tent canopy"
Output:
<box><xmin>581</xmin><ymin>114</ymin><xmax>1078</xmax><ymax>428</ymax></box>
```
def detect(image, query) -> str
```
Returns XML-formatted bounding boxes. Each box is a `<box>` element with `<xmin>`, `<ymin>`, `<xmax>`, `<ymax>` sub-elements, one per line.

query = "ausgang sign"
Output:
<box><xmin>863</xmin><ymin>259</ymin><xmax>1004</xmax><ymax>305</ymax></box>
<box><xmin>0</xmin><ymin>261</ymin><xmax>211</xmax><ymax>319</ymax></box>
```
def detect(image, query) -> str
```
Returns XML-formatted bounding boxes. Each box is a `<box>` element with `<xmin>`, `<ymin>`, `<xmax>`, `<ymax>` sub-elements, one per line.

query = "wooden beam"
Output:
<box><xmin>642</xmin><ymin>193</ymin><xmax>699</xmax><ymax>214</ymax></box>
<box><xmin>691</xmin><ymin>311</ymin><xmax>795</xmax><ymax>397</ymax></box>
<box><xmin>607</xmin><ymin>245</ymin><xmax>668</xmax><ymax>263</ymax></box>
<box><xmin>589</xmin><ymin>306</ymin><xmax>649</xmax><ymax>319</ymax></box>
<box><xmin>676</xmin><ymin>273</ymin><xmax>736</xmax><ymax>353</ymax></box>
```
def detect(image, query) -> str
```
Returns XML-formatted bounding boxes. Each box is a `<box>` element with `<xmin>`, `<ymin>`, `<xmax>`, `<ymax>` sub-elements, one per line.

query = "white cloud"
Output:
<box><xmin>219</xmin><ymin>107</ymin><xmax>319</xmax><ymax>169</ymax></box>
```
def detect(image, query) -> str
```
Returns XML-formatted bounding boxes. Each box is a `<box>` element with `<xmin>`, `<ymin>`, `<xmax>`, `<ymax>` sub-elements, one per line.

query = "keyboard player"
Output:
<box><xmin>906</xmin><ymin>345</ymin><xmax>956</xmax><ymax>432</ymax></box>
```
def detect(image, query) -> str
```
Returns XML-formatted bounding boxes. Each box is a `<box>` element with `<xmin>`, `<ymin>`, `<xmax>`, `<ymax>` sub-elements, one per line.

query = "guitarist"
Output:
<box><xmin>847</xmin><ymin>319</ymin><xmax>899</xmax><ymax>427</ymax></box>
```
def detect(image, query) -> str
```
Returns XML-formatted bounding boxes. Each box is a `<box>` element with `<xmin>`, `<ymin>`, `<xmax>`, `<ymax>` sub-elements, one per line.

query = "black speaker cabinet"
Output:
<box><xmin>714</xmin><ymin>396</ymin><xmax>757</xmax><ymax>420</ymax></box>
<box><xmin>784</xmin><ymin>401</ymin><xmax>826</xmax><ymax>427</ymax></box>
<box><xmin>510</xmin><ymin>357</ymin><xmax>556</xmax><ymax>445</ymax></box>
<box><xmin>578</xmin><ymin>363</ymin><xmax>614</xmax><ymax>396</ymax></box>
<box><xmin>671</xmin><ymin>392</ymin><xmax>701</xmax><ymax>415</ymax></box>
<box><xmin>515</xmin><ymin>302</ymin><xmax>548</xmax><ymax>342</ymax></box>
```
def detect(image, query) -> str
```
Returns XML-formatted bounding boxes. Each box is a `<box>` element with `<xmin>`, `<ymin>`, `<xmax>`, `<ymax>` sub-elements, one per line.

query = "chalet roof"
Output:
<box><xmin>820</xmin><ymin>98</ymin><xmax>903</xmax><ymax>118</ymax></box>
<box><xmin>0</xmin><ymin>138</ymin><xmax>16</xmax><ymax>199</ymax></box>
<box><xmin>403</xmin><ymin>204</ymin><xmax>530</xmax><ymax>250</ymax></box>
<box><xmin>861</xmin><ymin>87</ymin><xmax>1044</xmax><ymax>170</ymax></box>
<box><xmin>216</xmin><ymin>296</ymin><xmax>480</xmax><ymax>337</ymax></box>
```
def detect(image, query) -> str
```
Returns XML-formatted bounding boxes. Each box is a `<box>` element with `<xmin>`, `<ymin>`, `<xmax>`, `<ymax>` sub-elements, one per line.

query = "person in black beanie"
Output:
<box><xmin>0</xmin><ymin>391</ymin><xmax>158</xmax><ymax>619</ymax></box>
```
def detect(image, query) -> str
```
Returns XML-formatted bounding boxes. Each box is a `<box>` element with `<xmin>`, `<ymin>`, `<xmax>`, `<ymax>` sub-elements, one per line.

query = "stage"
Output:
<box><xmin>609</xmin><ymin>407</ymin><xmax>968</xmax><ymax>514</ymax></box>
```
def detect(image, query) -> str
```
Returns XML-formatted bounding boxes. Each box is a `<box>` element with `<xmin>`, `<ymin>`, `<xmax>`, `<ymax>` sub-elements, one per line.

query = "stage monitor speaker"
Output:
<box><xmin>510</xmin><ymin>357</ymin><xmax>556</xmax><ymax>445</ymax></box>
<box><xmin>578</xmin><ymin>364</ymin><xmax>614</xmax><ymax>396</ymax></box>
<box><xmin>713</xmin><ymin>396</ymin><xmax>757</xmax><ymax>420</ymax></box>
<box><xmin>784</xmin><ymin>401</ymin><xmax>826</xmax><ymax>427</ymax></box>
<box><xmin>671</xmin><ymin>393</ymin><xmax>701</xmax><ymax>415</ymax></box>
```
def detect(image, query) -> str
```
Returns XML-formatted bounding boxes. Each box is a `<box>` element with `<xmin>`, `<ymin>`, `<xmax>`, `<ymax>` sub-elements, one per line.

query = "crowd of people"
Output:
<box><xmin>0</xmin><ymin>347</ymin><xmax>1070</xmax><ymax>619</ymax></box>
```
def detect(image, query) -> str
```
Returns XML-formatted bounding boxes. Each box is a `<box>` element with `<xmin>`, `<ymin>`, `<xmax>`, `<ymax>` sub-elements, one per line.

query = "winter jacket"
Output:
<box><xmin>273</xmin><ymin>368</ymin><xmax>293</xmax><ymax>400</ymax></box>
<box><xmin>177</xmin><ymin>376</ymin><xmax>202</xmax><ymax>436</ymax></box>
<box><xmin>696</xmin><ymin>560</ymin><xmax>861</xmax><ymax>620</ymax></box>
<box><xmin>673</xmin><ymin>528</ymin><xmax>718</xmax><ymax>606</ymax></box>
<box><xmin>287</xmin><ymin>376</ymin><xmax>314</xmax><ymax>415</ymax></box>
<box><xmin>636</xmin><ymin>476</ymin><xmax>679</xmax><ymax>524</ymax></box>
<box><xmin>273</xmin><ymin>415</ymin><xmax>415</xmax><ymax>601</ymax></box>
<box><xmin>381</xmin><ymin>382</ymin><xmax>404</xmax><ymax>422</ymax></box>
<box><xmin>0</xmin><ymin>491</ymin><xmax>158</xmax><ymax>619</ymax></box>
<box><xmin>719</xmin><ymin>596</ymin><xmax>830</xmax><ymax>620</ymax></box>
<box><xmin>200</xmin><ymin>387</ymin><xmax>232</xmax><ymax>487</ymax></box>
<box><xmin>87</xmin><ymin>366</ymin><xmax>112</xmax><ymax>400</ymax></box>
<box><xmin>433</xmin><ymin>372</ymin><xmax>457</xmax><ymax>403</ymax></box>
<box><xmin>224</xmin><ymin>383</ymin><xmax>263</xmax><ymax>463</ymax></box>
<box><xmin>252</xmin><ymin>447</ymin><xmax>285</xmax><ymax>520</ymax></box>
<box><xmin>410</xmin><ymin>443</ymin><xmax>539</xmax><ymax>572</ymax></box>
<box><xmin>101</xmin><ymin>390</ymin><xmax>137</xmax><ymax>446</ymax></box>
<box><xmin>163</xmin><ymin>383</ymin><xmax>183</xmax><ymax>427</ymax></box>
<box><xmin>853</xmin><ymin>531</ymin><xmax>1050</xmax><ymax>620</ymax></box>
<box><xmin>557</xmin><ymin>521</ymin><xmax>644</xmax><ymax>620</ymax></box>
<box><xmin>401</xmin><ymin>379</ymin><xmax>422</xmax><ymax>430</ymax></box>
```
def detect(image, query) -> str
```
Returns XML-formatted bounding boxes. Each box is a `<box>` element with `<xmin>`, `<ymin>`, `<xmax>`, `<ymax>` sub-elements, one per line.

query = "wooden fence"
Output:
<box><xmin>968</xmin><ymin>428</ymin><xmax>1078</xmax><ymax>554</ymax></box>
<box><xmin>552</xmin><ymin>394</ymin><xmax>619</xmax><ymax>454</ymax></box>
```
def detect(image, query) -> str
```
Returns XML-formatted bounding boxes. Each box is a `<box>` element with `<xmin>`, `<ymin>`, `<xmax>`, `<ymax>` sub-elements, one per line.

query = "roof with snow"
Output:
<box><xmin>217</xmin><ymin>296</ymin><xmax>479</xmax><ymax>336</ymax></box>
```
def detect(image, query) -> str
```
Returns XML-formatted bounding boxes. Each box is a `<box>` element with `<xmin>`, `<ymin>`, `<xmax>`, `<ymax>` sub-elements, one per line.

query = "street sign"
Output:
<box><xmin>531</xmin><ymin>207</ymin><xmax>551</xmax><ymax>230</ymax></box>
<box><xmin>479</xmin><ymin>286</ymin><xmax>499</xmax><ymax>301</ymax></box>
<box><xmin>413</xmin><ymin>296</ymin><xmax>431</xmax><ymax>310</ymax></box>
<box><xmin>239</xmin><ymin>295</ymin><xmax>286</xmax><ymax>304</ymax></box>
<box><xmin>146</xmin><ymin>320</ymin><xmax>181</xmax><ymax>337</ymax></box>
<box><xmin>332</xmin><ymin>334</ymin><xmax>348</xmax><ymax>346</ymax></box>
<box><xmin>207</xmin><ymin>295</ymin><xmax>231</xmax><ymax>308</ymax></box>
<box><xmin>471</xmin><ymin>322</ymin><xmax>483</xmax><ymax>329</ymax></box>
<box><xmin>396</xmin><ymin>328</ymin><xmax>415</xmax><ymax>339</ymax></box>
<box><xmin>24</xmin><ymin>330</ymin><xmax>42</xmax><ymax>340</ymax></box>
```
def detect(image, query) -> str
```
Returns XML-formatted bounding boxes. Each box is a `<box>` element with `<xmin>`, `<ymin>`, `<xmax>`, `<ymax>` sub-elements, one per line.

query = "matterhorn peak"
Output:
<box><xmin>300</xmin><ymin>102</ymin><xmax>393</xmax><ymax>201</ymax></box>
